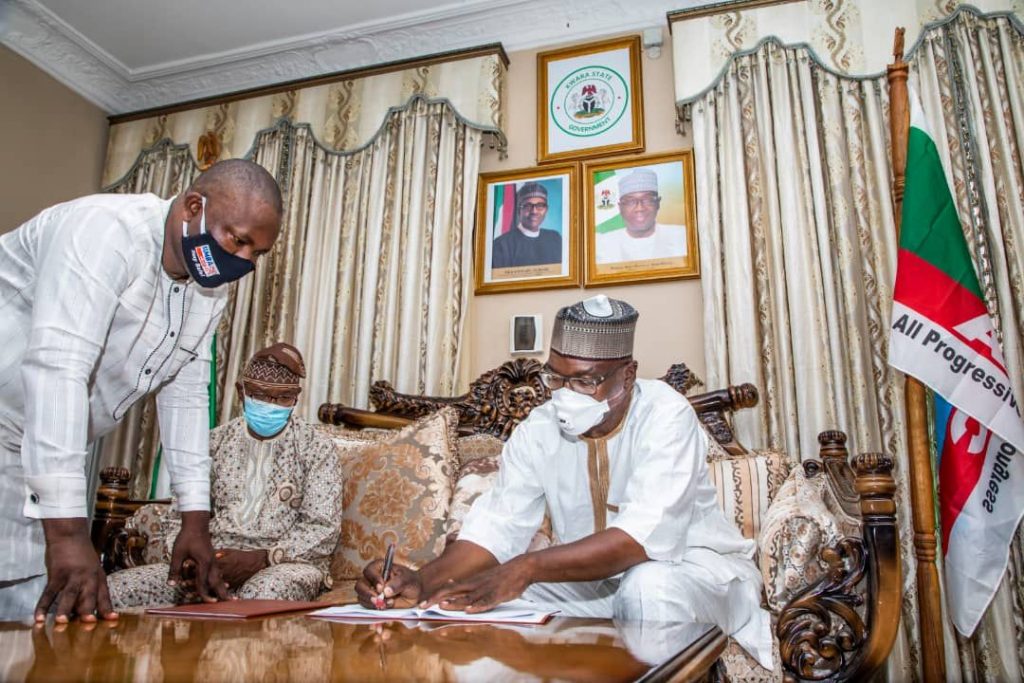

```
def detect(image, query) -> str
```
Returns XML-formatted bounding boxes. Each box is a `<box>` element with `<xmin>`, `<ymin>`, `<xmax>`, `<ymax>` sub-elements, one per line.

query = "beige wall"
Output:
<box><xmin>0</xmin><ymin>46</ymin><xmax>108</xmax><ymax>234</ymax></box>
<box><xmin>467</xmin><ymin>32</ymin><xmax>705</xmax><ymax>383</ymax></box>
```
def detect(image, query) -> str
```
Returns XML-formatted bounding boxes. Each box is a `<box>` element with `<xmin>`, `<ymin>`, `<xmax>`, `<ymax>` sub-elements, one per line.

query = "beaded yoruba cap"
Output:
<box><xmin>242</xmin><ymin>342</ymin><xmax>305</xmax><ymax>391</ymax></box>
<box><xmin>551</xmin><ymin>295</ymin><xmax>638</xmax><ymax>360</ymax></box>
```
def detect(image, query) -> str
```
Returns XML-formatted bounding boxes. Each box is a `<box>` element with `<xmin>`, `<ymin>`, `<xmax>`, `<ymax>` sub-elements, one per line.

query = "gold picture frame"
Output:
<box><xmin>583</xmin><ymin>151</ymin><xmax>699</xmax><ymax>287</ymax></box>
<box><xmin>537</xmin><ymin>36</ymin><xmax>645</xmax><ymax>164</ymax></box>
<box><xmin>474</xmin><ymin>164</ymin><xmax>581</xmax><ymax>295</ymax></box>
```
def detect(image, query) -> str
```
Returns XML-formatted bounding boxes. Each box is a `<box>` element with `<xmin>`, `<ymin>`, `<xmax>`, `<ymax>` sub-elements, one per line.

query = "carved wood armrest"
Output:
<box><xmin>776</xmin><ymin>453</ymin><xmax>900</xmax><ymax>682</ymax></box>
<box><xmin>105</xmin><ymin>528</ymin><xmax>149</xmax><ymax>573</ymax></box>
<box><xmin>318</xmin><ymin>404</ymin><xmax>413</xmax><ymax>430</ymax></box>
<box><xmin>685</xmin><ymin>383</ymin><xmax>758</xmax><ymax>455</ymax></box>
<box><xmin>92</xmin><ymin>467</ymin><xmax>169</xmax><ymax>573</ymax></box>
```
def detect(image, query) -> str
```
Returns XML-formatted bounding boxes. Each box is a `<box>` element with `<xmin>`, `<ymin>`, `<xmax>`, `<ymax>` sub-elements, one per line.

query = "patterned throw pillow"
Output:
<box><xmin>706</xmin><ymin>449</ymin><xmax>792</xmax><ymax>542</ymax></box>
<box><xmin>757</xmin><ymin>465</ymin><xmax>862</xmax><ymax>612</ymax></box>
<box><xmin>329</xmin><ymin>407</ymin><xmax>460</xmax><ymax>581</ymax></box>
<box><xmin>444</xmin><ymin>454</ymin><xmax>501</xmax><ymax>543</ymax></box>
<box><xmin>444</xmin><ymin>453</ymin><xmax>556</xmax><ymax>552</ymax></box>
<box><xmin>455</xmin><ymin>433</ymin><xmax>505</xmax><ymax>465</ymax></box>
<box><xmin>315</xmin><ymin>424</ymin><xmax>392</xmax><ymax>454</ymax></box>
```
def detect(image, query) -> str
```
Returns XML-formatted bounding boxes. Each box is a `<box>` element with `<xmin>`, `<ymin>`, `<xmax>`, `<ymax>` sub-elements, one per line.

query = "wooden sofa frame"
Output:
<box><xmin>92</xmin><ymin>359</ymin><xmax>900</xmax><ymax>682</ymax></box>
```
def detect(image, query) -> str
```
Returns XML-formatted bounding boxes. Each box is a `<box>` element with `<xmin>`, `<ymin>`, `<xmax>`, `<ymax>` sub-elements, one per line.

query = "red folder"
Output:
<box><xmin>145</xmin><ymin>599</ymin><xmax>322</xmax><ymax>619</ymax></box>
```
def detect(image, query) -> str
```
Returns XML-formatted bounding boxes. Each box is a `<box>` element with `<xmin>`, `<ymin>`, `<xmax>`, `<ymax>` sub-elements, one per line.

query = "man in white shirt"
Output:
<box><xmin>356</xmin><ymin>295</ymin><xmax>773</xmax><ymax>669</ymax></box>
<box><xmin>0</xmin><ymin>159</ymin><xmax>282</xmax><ymax>623</ymax></box>
<box><xmin>595</xmin><ymin>169</ymin><xmax>687</xmax><ymax>264</ymax></box>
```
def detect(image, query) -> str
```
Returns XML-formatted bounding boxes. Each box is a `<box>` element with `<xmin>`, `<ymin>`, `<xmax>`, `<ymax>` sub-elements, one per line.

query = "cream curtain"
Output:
<box><xmin>688</xmin><ymin>7</ymin><xmax>1024</xmax><ymax>681</ymax></box>
<box><xmin>215</xmin><ymin>98</ymin><xmax>481</xmax><ymax>422</ymax></box>
<box><xmin>101</xmin><ymin>97</ymin><xmax>486</xmax><ymax>499</ymax></box>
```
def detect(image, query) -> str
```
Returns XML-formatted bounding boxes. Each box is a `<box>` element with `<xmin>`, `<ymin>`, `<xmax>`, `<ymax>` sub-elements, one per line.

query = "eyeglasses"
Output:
<box><xmin>539</xmin><ymin>363</ymin><xmax>626</xmax><ymax>395</ymax></box>
<box><xmin>244</xmin><ymin>390</ymin><xmax>298</xmax><ymax>407</ymax></box>
<box><xmin>619</xmin><ymin>197</ymin><xmax>659</xmax><ymax>209</ymax></box>
<box><xmin>519</xmin><ymin>202</ymin><xmax>548</xmax><ymax>213</ymax></box>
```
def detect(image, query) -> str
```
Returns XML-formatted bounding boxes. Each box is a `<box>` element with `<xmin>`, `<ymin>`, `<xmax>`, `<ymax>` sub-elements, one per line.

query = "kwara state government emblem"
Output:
<box><xmin>551</xmin><ymin>65</ymin><xmax>629</xmax><ymax>138</ymax></box>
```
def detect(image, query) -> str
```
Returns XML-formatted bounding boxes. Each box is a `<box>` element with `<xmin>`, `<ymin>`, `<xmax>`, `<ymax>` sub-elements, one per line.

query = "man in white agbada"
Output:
<box><xmin>0</xmin><ymin>160</ymin><xmax>281</xmax><ymax>624</ymax></box>
<box><xmin>595</xmin><ymin>169</ymin><xmax>687</xmax><ymax>264</ymax></box>
<box><xmin>356</xmin><ymin>295</ymin><xmax>773</xmax><ymax>669</ymax></box>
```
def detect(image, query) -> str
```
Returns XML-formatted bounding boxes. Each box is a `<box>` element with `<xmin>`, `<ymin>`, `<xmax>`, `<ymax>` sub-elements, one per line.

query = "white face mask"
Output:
<box><xmin>550</xmin><ymin>388</ymin><xmax>610</xmax><ymax>437</ymax></box>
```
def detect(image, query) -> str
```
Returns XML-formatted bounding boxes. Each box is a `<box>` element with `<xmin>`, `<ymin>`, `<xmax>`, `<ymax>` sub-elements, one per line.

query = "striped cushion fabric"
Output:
<box><xmin>706</xmin><ymin>449</ymin><xmax>792</xmax><ymax>542</ymax></box>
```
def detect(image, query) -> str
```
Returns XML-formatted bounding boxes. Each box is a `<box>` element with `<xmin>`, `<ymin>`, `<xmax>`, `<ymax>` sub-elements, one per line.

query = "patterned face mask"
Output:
<box><xmin>243</xmin><ymin>396</ymin><xmax>293</xmax><ymax>437</ymax></box>
<box><xmin>181</xmin><ymin>195</ymin><xmax>255</xmax><ymax>287</ymax></box>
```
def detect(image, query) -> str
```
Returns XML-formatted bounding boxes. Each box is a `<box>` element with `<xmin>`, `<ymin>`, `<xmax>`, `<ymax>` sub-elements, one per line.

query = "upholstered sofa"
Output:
<box><xmin>92</xmin><ymin>359</ymin><xmax>901</xmax><ymax>682</ymax></box>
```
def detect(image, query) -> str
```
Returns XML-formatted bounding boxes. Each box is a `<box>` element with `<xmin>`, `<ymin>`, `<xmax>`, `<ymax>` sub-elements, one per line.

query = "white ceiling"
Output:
<box><xmin>32</xmin><ymin>0</ymin><xmax>517</xmax><ymax>74</ymax></box>
<box><xmin>1</xmin><ymin>0</ymin><xmax>704</xmax><ymax>114</ymax></box>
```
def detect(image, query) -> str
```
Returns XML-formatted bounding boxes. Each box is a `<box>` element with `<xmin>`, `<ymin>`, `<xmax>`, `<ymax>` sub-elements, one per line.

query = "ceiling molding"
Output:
<box><xmin>1</xmin><ymin>0</ymin><xmax>130</xmax><ymax>112</ymax></box>
<box><xmin>1</xmin><ymin>0</ymin><xmax>694</xmax><ymax>115</ymax></box>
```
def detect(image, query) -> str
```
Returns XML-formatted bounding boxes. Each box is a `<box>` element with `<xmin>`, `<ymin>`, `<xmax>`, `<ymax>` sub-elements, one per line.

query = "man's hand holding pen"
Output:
<box><xmin>375</xmin><ymin>543</ymin><xmax>396</xmax><ymax>609</ymax></box>
<box><xmin>356</xmin><ymin>543</ymin><xmax>426</xmax><ymax>610</ymax></box>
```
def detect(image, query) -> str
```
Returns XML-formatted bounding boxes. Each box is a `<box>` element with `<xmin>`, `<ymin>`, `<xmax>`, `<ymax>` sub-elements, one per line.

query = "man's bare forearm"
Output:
<box><xmin>516</xmin><ymin>528</ymin><xmax>648</xmax><ymax>584</ymax></box>
<box><xmin>418</xmin><ymin>541</ymin><xmax>500</xmax><ymax>594</ymax></box>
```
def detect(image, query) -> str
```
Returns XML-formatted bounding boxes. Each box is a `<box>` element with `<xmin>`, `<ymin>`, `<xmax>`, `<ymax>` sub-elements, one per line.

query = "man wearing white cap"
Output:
<box><xmin>356</xmin><ymin>295</ymin><xmax>773</xmax><ymax>670</ymax></box>
<box><xmin>595</xmin><ymin>169</ymin><xmax>687</xmax><ymax>264</ymax></box>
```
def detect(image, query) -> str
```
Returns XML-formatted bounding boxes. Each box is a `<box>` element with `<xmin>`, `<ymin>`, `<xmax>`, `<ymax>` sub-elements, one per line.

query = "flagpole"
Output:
<box><xmin>887</xmin><ymin>28</ymin><xmax>947</xmax><ymax>682</ymax></box>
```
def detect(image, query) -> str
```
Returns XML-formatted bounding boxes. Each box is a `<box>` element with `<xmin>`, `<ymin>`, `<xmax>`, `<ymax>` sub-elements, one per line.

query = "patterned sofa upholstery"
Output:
<box><xmin>92</xmin><ymin>359</ymin><xmax>901</xmax><ymax>682</ymax></box>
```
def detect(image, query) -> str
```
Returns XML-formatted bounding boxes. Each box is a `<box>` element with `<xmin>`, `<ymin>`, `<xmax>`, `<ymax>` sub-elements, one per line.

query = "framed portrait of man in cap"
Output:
<box><xmin>474</xmin><ymin>164</ymin><xmax>581</xmax><ymax>294</ymax></box>
<box><xmin>582</xmin><ymin>151</ymin><xmax>699</xmax><ymax>286</ymax></box>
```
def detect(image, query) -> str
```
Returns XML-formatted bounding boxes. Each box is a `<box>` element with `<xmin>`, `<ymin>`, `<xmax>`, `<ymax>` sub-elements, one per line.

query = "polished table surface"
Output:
<box><xmin>0</xmin><ymin>612</ymin><xmax>725</xmax><ymax>682</ymax></box>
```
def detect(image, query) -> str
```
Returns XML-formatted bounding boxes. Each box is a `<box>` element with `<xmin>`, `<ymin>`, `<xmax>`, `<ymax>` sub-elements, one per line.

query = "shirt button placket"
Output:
<box><xmin>152</xmin><ymin>282</ymin><xmax>185</xmax><ymax>388</ymax></box>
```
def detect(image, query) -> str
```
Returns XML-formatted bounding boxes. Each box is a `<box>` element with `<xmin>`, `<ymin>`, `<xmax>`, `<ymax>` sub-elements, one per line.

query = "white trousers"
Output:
<box><xmin>521</xmin><ymin>558</ymin><xmax>774</xmax><ymax>670</ymax></box>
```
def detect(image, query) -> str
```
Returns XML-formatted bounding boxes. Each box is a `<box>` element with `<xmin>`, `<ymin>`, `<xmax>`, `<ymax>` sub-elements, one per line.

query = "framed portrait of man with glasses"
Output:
<box><xmin>474</xmin><ymin>164</ymin><xmax>581</xmax><ymax>294</ymax></box>
<box><xmin>582</xmin><ymin>151</ymin><xmax>699</xmax><ymax>286</ymax></box>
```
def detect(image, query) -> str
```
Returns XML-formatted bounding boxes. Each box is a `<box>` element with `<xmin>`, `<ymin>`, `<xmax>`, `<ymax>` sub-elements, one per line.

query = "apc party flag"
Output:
<box><xmin>888</xmin><ymin>91</ymin><xmax>1024</xmax><ymax>636</ymax></box>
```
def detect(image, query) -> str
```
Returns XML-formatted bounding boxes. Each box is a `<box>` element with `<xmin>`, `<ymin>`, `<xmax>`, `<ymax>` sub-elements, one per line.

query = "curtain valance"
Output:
<box><xmin>670</xmin><ymin>0</ymin><xmax>1021</xmax><ymax>116</ymax></box>
<box><xmin>103</xmin><ymin>50</ymin><xmax>505</xmax><ymax>188</ymax></box>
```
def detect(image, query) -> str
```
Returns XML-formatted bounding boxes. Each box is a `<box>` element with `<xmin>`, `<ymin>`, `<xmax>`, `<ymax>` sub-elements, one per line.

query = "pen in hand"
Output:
<box><xmin>375</xmin><ymin>543</ymin><xmax>396</xmax><ymax>610</ymax></box>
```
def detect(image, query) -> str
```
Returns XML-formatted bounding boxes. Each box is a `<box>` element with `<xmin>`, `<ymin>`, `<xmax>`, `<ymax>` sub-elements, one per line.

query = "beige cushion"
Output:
<box><xmin>719</xmin><ymin>633</ymin><xmax>783</xmax><ymax>682</ymax></box>
<box><xmin>329</xmin><ymin>407</ymin><xmax>460</xmax><ymax>581</ymax></box>
<box><xmin>445</xmin><ymin>452</ymin><xmax>555</xmax><ymax>552</ymax></box>
<box><xmin>455</xmin><ymin>433</ymin><xmax>505</xmax><ymax>465</ymax></box>
<box><xmin>315</xmin><ymin>423</ymin><xmax>392</xmax><ymax>452</ymax></box>
<box><xmin>757</xmin><ymin>465</ymin><xmax>862</xmax><ymax>612</ymax></box>
<box><xmin>444</xmin><ymin>454</ymin><xmax>501</xmax><ymax>544</ymax></box>
<box><xmin>707</xmin><ymin>449</ymin><xmax>792</xmax><ymax>542</ymax></box>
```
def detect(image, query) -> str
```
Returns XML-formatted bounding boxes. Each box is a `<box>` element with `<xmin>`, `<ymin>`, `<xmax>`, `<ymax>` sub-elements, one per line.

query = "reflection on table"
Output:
<box><xmin>1</xmin><ymin>613</ymin><xmax>714</xmax><ymax>682</ymax></box>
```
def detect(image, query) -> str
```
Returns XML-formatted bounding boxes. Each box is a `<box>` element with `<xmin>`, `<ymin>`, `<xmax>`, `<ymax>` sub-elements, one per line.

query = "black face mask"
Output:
<box><xmin>180</xmin><ymin>196</ymin><xmax>254</xmax><ymax>288</ymax></box>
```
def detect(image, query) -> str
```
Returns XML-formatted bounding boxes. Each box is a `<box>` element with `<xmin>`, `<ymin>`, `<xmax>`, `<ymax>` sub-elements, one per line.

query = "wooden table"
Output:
<box><xmin>0</xmin><ymin>613</ymin><xmax>725</xmax><ymax>682</ymax></box>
